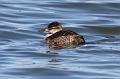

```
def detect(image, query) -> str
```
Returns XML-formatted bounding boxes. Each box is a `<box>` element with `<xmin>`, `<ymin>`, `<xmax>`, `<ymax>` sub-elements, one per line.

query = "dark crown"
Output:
<box><xmin>48</xmin><ymin>21</ymin><xmax>61</xmax><ymax>28</ymax></box>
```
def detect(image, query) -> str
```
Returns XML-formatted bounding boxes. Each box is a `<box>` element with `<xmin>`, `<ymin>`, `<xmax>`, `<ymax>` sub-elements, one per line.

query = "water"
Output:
<box><xmin>0</xmin><ymin>0</ymin><xmax>120</xmax><ymax>79</ymax></box>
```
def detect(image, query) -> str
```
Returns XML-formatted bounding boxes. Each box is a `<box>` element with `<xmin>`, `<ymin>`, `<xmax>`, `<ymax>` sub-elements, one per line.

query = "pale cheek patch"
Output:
<box><xmin>45</xmin><ymin>34</ymin><xmax>52</xmax><ymax>38</ymax></box>
<box><xmin>49</xmin><ymin>29</ymin><xmax>61</xmax><ymax>34</ymax></box>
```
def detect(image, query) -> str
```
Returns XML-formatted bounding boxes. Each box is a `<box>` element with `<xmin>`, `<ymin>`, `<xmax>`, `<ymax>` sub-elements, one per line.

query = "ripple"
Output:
<box><xmin>0</xmin><ymin>0</ymin><xmax>120</xmax><ymax>79</ymax></box>
<box><xmin>86</xmin><ymin>25</ymin><xmax>120</xmax><ymax>34</ymax></box>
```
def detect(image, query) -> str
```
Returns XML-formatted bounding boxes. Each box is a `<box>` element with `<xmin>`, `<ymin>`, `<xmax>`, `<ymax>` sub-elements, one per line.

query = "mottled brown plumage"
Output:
<box><xmin>39</xmin><ymin>21</ymin><xmax>85</xmax><ymax>49</ymax></box>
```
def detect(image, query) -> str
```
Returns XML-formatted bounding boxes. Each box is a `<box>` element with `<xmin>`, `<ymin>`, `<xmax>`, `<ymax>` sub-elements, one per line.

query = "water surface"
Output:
<box><xmin>0</xmin><ymin>0</ymin><xmax>120</xmax><ymax>79</ymax></box>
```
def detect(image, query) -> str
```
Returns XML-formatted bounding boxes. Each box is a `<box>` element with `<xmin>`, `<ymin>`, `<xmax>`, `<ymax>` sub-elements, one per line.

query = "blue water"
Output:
<box><xmin>0</xmin><ymin>0</ymin><xmax>120</xmax><ymax>79</ymax></box>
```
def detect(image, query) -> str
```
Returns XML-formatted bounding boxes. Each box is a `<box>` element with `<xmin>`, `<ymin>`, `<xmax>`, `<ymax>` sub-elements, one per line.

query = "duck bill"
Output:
<box><xmin>38</xmin><ymin>28</ymin><xmax>49</xmax><ymax>33</ymax></box>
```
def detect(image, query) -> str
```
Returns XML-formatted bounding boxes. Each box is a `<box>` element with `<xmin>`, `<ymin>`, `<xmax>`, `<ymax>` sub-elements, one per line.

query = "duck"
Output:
<box><xmin>39</xmin><ymin>21</ymin><xmax>85</xmax><ymax>49</ymax></box>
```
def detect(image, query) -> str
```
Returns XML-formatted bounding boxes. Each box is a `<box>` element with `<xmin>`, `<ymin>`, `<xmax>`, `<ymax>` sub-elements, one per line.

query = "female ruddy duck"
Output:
<box><xmin>39</xmin><ymin>21</ymin><xmax>85</xmax><ymax>49</ymax></box>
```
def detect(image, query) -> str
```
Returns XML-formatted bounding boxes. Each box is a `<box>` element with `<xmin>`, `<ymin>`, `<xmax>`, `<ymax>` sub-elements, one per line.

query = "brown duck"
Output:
<box><xmin>39</xmin><ymin>21</ymin><xmax>85</xmax><ymax>49</ymax></box>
